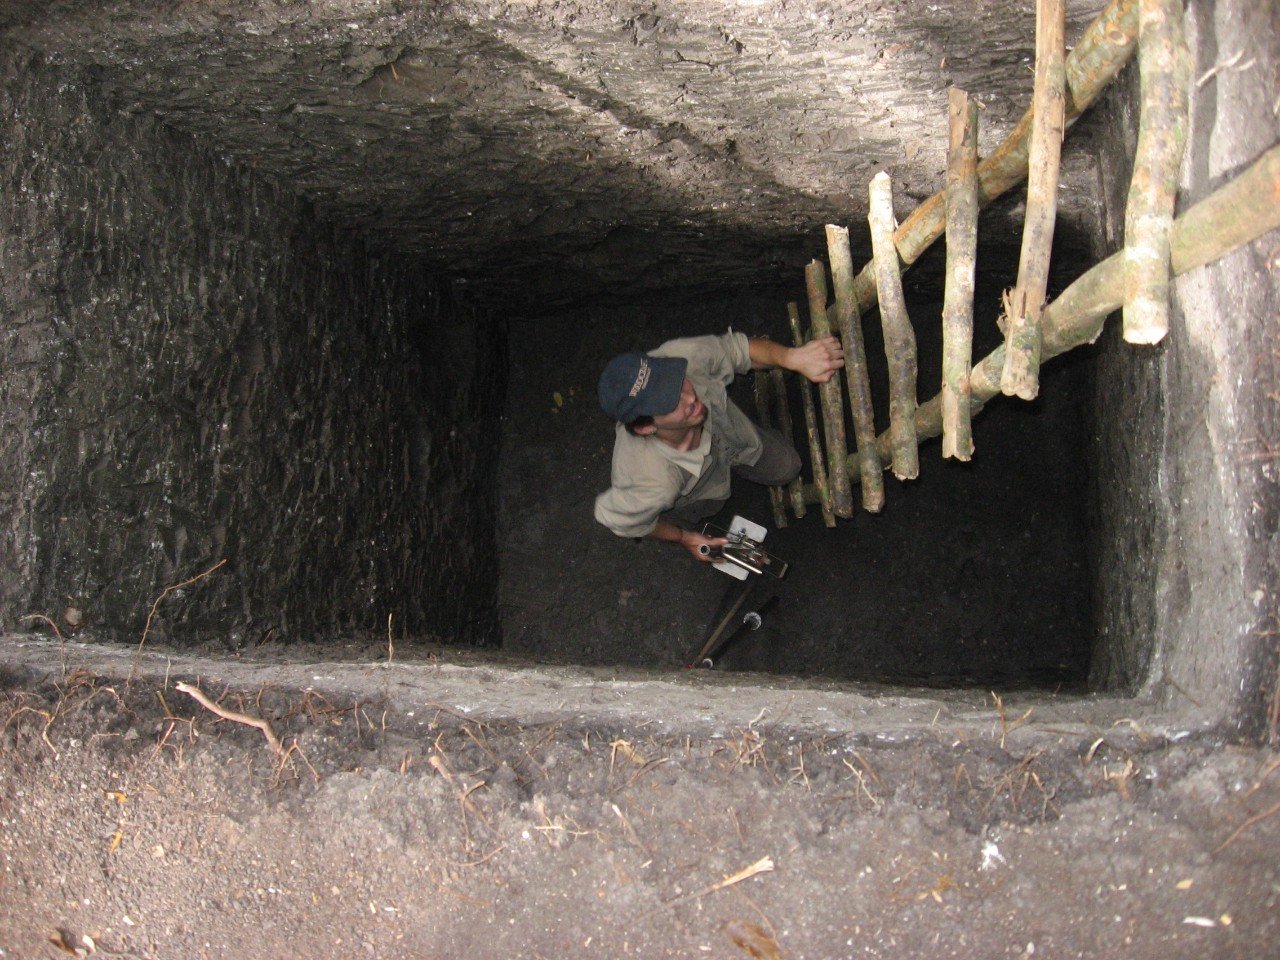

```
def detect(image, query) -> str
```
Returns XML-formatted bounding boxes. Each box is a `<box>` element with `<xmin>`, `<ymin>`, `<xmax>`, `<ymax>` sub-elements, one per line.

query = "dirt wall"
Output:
<box><xmin>1087</xmin><ymin>0</ymin><xmax>1280</xmax><ymax>736</ymax></box>
<box><xmin>498</xmin><ymin>274</ymin><xmax>1094</xmax><ymax>688</ymax></box>
<box><xmin>0</xmin><ymin>47</ymin><xmax>504</xmax><ymax>648</ymax></box>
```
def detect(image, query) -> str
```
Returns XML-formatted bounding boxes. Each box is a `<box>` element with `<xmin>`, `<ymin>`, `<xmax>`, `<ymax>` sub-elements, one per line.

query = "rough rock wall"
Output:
<box><xmin>0</xmin><ymin>48</ymin><xmax>503</xmax><ymax>648</ymax></box>
<box><xmin>1088</xmin><ymin>0</ymin><xmax>1279</xmax><ymax>735</ymax></box>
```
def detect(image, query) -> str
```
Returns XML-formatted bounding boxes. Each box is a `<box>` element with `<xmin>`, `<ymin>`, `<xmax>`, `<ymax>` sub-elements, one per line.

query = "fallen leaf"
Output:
<box><xmin>724</xmin><ymin>919</ymin><xmax>781</xmax><ymax>959</ymax></box>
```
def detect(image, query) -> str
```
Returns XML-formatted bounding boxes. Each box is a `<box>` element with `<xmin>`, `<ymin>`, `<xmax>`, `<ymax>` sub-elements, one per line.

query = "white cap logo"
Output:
<box><xmin>628</xmin><ymin>357</ymin><xmax>651</xmax><ymax>398</ymax></box>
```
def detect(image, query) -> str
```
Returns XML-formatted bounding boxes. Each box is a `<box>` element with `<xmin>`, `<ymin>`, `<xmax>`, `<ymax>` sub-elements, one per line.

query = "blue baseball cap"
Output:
<box><xmin>598</xmin><ymin>351</ymin><xmax>688</xmax><ymax>423</ymax></box>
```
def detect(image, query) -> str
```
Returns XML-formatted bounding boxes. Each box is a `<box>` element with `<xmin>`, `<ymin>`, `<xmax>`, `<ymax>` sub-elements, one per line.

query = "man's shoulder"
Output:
<box><xmin>612</xmin><ymin>426</ymin><xmax>670</xmax><ymax>465</ymax></box>
<box><xmin>611</xmin><ymin>428</ymin><xmax>685</xmax><ymax>482</ymax></box>
<box><xmin>650</xmin><ymin>330</ymin><xmax>750</xmax><ymax>378</ymax></box>
<box><xmin>649</xmin><ymin>334</ymin><xmax>711</xmax><ymax>361</ymax></box>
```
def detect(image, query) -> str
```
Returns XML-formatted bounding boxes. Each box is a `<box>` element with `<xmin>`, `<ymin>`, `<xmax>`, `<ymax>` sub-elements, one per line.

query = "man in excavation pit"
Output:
<box><xmin>594</xmin><ymin>329</ymin><xmax>844</xmax><ymax>562</ymax></box>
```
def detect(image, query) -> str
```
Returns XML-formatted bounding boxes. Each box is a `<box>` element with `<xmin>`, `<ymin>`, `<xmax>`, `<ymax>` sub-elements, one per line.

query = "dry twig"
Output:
<box><xmin>1</xmin><ymin>704</ymin><xmax>58</xmax><ymax>757</ymax></box>
<box><xmin>430</xmin><ymin>752</ymin><xmax>490</xmax><ymax>847</ymax></box>
<box><xmin>173</xmin><ymin>681</ymin><xmax>281</xmax><ymax>754</ymax></box>
<box><xmin>273</xmin><ymin>738</ymin><xmax>320</xmax><ymax>785</ymax></box>
<box><xmin>1213</xmin><ymin>798</ymin><xmax>1280</xmax><ymax>854</ymax></box>
<box><xmin>129</xmin><ymin>559</ymin><xmax>227</xmax><ymax>685</ymax></box>
<box><xmin>18</xmin><ymin>613</ymin><xmax>67</xmax><ymax>675</ymax></box>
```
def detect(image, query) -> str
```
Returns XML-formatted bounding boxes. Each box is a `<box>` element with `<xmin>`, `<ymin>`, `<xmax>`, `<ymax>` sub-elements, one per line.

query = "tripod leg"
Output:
<box><xmin>691</xmin><ymin>578</ymin><xmax>755</xmax><ymax>667</ymax></box>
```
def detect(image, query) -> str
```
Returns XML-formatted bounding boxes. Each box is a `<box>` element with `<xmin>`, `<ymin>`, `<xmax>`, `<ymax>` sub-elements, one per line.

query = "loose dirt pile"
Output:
<box><xmin>1</xmin><ymin>643</ymin><xmax>1277</xmax><ymax>959</ymax></box>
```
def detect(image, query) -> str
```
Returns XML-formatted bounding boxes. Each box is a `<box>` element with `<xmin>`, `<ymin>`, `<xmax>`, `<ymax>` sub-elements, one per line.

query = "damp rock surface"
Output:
<box><xmin>0</xmin><ymin>51</ymin><xmax>505</xmax><ymax>646</ymax></box>
<box><xmin>4</xmin><ymin>0</ymin><xmax>1109</xmax><ymax>312</ymax></box>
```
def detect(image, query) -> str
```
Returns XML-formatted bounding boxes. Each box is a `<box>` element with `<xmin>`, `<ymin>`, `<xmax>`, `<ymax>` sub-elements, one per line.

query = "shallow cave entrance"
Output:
<box><xmin>2</xmin><ymin>0</ymin><xmax>1276</xmax><ymax>735</ymax></box>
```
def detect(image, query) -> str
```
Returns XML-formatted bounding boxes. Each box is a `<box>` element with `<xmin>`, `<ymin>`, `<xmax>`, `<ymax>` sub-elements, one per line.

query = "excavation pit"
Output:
<box><xmin>1</xmin><ymin>0</ymin><xmax>1278</xmax><ymax>955</ymax></box>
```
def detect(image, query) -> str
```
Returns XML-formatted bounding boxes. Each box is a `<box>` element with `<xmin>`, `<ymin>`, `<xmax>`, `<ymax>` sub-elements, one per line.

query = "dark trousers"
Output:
<box><xmin>663</xmin><ymin>424</ymin><xmax>801</xmax><ymax>528</ymax></box>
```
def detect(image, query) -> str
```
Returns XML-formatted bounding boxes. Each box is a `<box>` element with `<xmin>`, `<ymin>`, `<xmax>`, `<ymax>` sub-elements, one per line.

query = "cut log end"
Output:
<box><xmin>942</xmin><ymin>441</ymin><xmax>975</xmax><ymax>462</ymax></box>
<box><xmin>1122</xmin><ymin>324</ymin><xmax>1169</xmax><ymax>346</ymax></box>
<box><xmin>1123</xmin><ymin>291</ymin><xmax>1170</xmax><ymax>344</ymax></box>
<box><xmin>1000</xmin><ymin>308</ymin><xmax>1044</xmax><ymax>400</ymax></box>
<box><xmin>891</xmin><ymin>463</ymin><xmax>920</xmax><ymax>483</ymax></box>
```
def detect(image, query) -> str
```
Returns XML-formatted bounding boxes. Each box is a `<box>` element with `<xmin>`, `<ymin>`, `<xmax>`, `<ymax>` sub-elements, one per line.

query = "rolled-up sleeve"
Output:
<box><xmin>593</xmin><ymin>481</ymin><xmax>671</xmax><ymax>539</ymax></box>
<box><xmin>593</xmin><ymin>429</ymin><xmax>686</xmax><ymax>538</ymax></box>
<box><xmin>652</xmin><ymin>329</ymin><xmax>751</xmax><ymax>385</ymax></box>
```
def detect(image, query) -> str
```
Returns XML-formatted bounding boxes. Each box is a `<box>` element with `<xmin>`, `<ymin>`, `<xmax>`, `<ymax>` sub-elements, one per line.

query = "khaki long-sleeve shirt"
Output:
<box><xmin>593</xmin><ymin>331</ymin><xmax>764</xmax><ymax>538</ymax></box>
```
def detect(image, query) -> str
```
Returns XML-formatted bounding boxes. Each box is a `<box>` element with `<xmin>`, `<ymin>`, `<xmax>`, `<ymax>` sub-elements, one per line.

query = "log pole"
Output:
<box><xmin>1001</xmin><ymin>0</ymin><xmax>1066</xmax><ymax>400</ymax></box>
<box><xmin>788</xmin><ymin>301</ymin><xmax>836</xmax><ymax>526</ymax></box>
<box><xmin>942</xmin><ymin>87</ymin><xmax>979</xmax><ymax>461</ymax></box>
<box><xmin>805</xmin><ymin>259</ymin><xmax>854</xmax><ymax>518</ymax></box>
<box><xmin>826</xmin><ymin>224</ymin><xmax>885</xmax><ymax>512</ymax></box>
<box><xmin>868</xmin><ymin>172</ymin><xmax>919</xmax><ymax>480</ymax></box>
<box><xmin>771</xmin><ymin>368</ymin><xmax>806</xmax><ymax>520</ymax></box>
<box><xmin>751</xmin><ymin>371</ymin><xmax>789</xmax><ymax>528</ymax></box>
<box><xmin>1123</xmin><ymin>0</ymin><xmax>1190</xmax><ymax>344</ymax></box>
<box><xmin>844</xmin><ymin>144</ymin><xmax>1280</xmax><ymax>478</ymax></box>
<box><xmin>838</xmin><ymin>0</ymin><xmax>1139</xmax><ymax>322</ymax></box>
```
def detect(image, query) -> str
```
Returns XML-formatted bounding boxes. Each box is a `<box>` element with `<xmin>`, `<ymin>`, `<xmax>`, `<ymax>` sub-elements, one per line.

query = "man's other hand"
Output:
<box><xmin>680</xmin><ymin>529</ymin><xmax>728</xmax><ymax>563</ymax></box>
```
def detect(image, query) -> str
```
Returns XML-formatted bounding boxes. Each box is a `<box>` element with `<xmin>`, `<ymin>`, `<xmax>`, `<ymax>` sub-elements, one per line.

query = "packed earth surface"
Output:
<box><xmin>1</xmin><ymin>638</ymin><xmax>1277</xmax><ymax>960</ymax></box>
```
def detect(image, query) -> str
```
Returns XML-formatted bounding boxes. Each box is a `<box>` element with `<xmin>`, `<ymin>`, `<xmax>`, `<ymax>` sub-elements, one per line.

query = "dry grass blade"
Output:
<box><xmin>991</xmin><ymin>692</ymin><xmax>1034</xmax><ymax>750</ymax></box>
<box><xmin>668</xmin><ymin>856</ymin><xmax>775</xmax><ymax>905</ymax></box>
<box><xmin>610</xmin><ymin>738</ymin><xmax>647</xmax><ymax>772</ymax></box>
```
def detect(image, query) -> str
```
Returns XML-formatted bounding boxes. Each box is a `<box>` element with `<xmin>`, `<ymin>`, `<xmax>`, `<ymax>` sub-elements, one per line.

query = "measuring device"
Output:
<box><xmin>695</xmin><ymin>515</ymin><xmax>789</xmax><ymax>580</ymax></box>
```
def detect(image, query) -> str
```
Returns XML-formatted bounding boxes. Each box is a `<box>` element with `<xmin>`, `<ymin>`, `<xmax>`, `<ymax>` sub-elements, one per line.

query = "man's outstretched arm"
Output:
<box><xmin>748</xmin><ymin>336</ymin><xmax>844</xmax><ymax>383</ymax></box>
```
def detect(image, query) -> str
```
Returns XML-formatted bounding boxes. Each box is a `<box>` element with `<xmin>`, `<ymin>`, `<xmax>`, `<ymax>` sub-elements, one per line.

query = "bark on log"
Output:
<box><xmin>805</xmin><ymin>259</ymin><xmax>853</xmax><ymax>518</ymax></box>
<box><xmin>942</xmin><ymin>88</ymin><xmax>979</xmax><ymax>462</ymax></box>
<box><xmin>826</xmin><ymin>224</ymin><xmax>885</xmax><ymax>512</ymax></box>
<box><xmin>1123</xmin><ymin>0</ymin><xmax>1190</xmax><ymax>345</ymax></box>
<box><xmin>839</xmin><ymin>0</ymin><xmax>1139</xmax><ymax>321</ymax></box>
<box><xmin>1001</xmin><ymin>0</ymin><xmax>1066</xmax><ymax>400</ymax></box>
<box><xmin>788</xmin><ymin>301</ymin><xmax>836</xmax><ymax>527</ymax></box>
<box><xmin>752</xmin><ymin>371</ymin><xmax>789</xmax><ymax>529</ymax></box>
<box><xmin>868</xmin><ymin>172</ymin><xmax>919</xmax><ymax>480</ymax></box>
<box><xmin>844</xmin><ymin>144</ymin><xmax>1280</xmax><ymax>477</ymax></box>
<box><xmin>771</xmin><ymin>368</ymin><xmax>806</xmax><ymax>520</ymax></box>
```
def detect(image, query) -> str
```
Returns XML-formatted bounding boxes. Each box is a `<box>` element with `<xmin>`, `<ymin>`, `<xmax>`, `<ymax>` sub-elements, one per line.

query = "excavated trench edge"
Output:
<box><xmin>1</xmin><ymin>637</ymin><xmax>1216</xmax><ymax>752</ymax></box>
